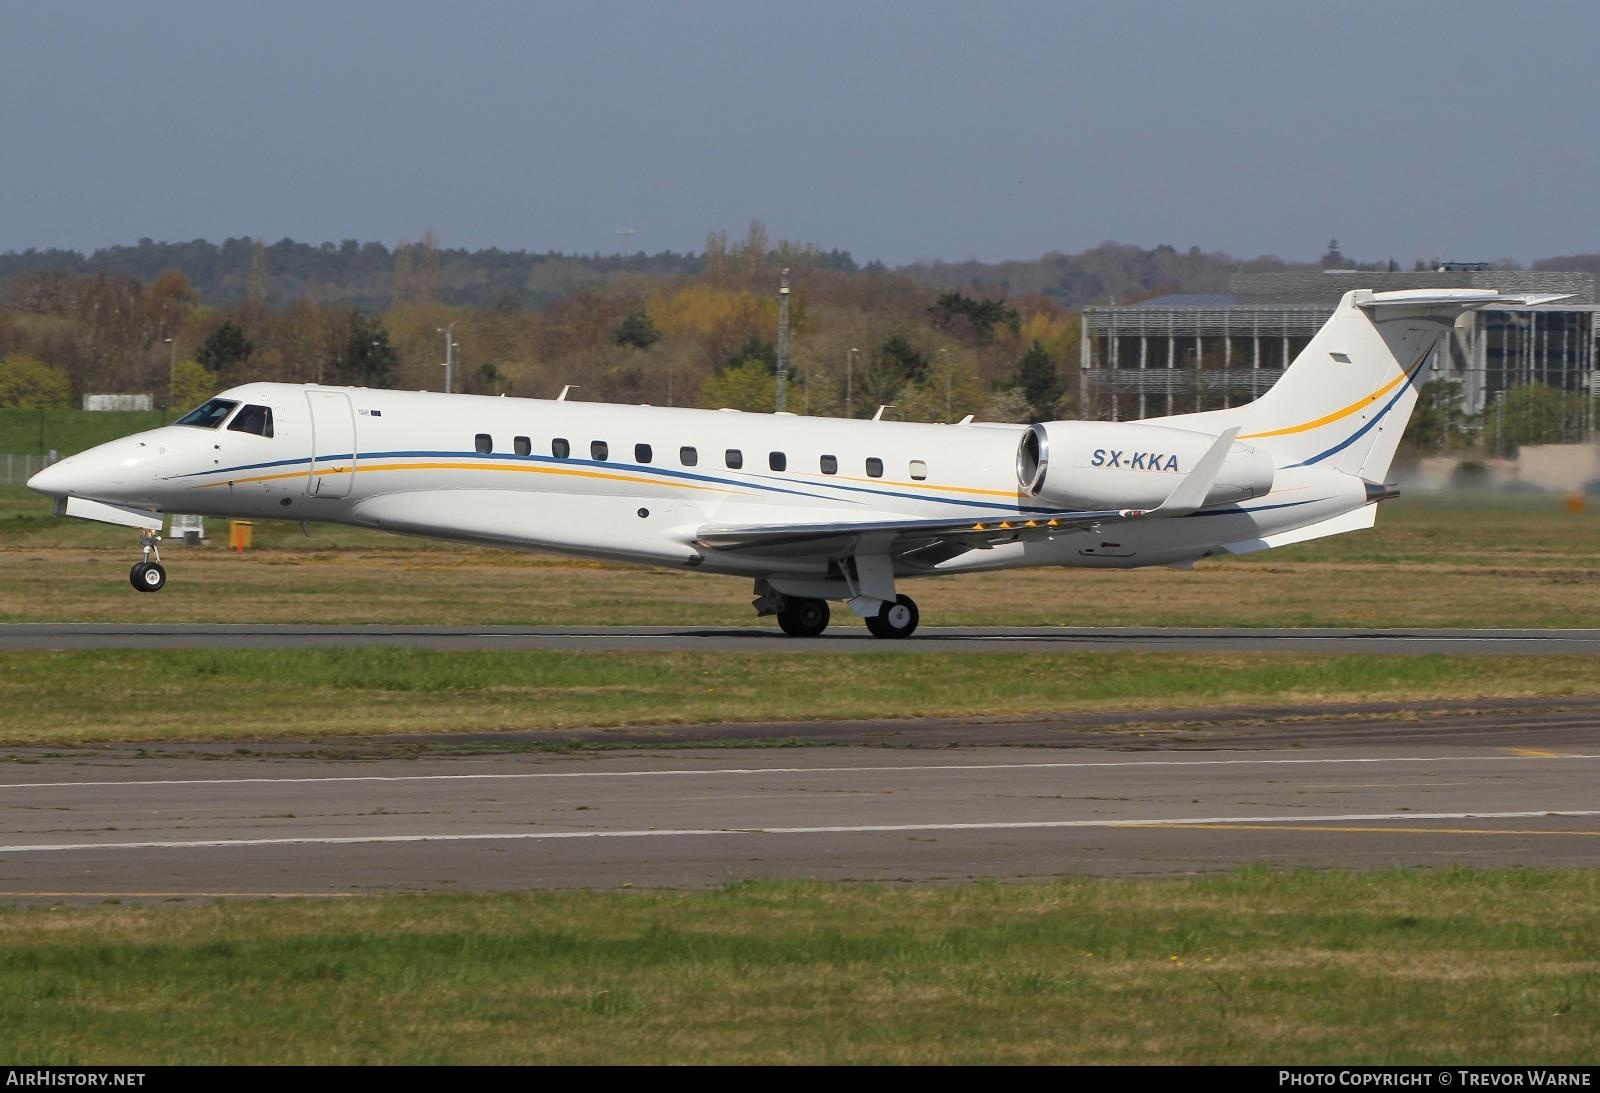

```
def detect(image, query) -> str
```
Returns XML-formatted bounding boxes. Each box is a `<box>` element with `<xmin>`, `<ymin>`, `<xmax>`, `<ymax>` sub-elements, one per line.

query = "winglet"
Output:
<box><xmin>1151</xmin><ymin>427</ymin><xmax>1240</xmax><ymax>517</ymax></box>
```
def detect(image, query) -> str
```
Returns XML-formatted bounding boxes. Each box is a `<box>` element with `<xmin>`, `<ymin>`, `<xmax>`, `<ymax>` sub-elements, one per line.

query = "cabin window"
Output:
<box><xmin>819</xmin><ymin>454</ymin><xmax>838</xmax><ymax>475</ymax></box>
<box><xmin>227</xmin><ymin>404</ymin><xmax>274</xmax><ymax>438</ymax></box>
<box><xmin>514</xmin><ymin>436</ymin><xmax>531</xmax><ymax>457</ymax></box>
<box><xmin>475</xmin><ymin>434</ymin><xmax>493</xmax><ymax>455</ymax></box>
<box><xmin>175</xmin><ymin>399</ymin><xmax>237</xmax><ymax>430</ymax></box>
<box><xmin>552</xmin><ymin>438</ymin><xmax>570</xmax><ymax>459</ymax></box>
<box><xmin>725</xmin><ymin>449</ymin><xmax>743</xmax><ymax>469</ymax></box>
<box><xmin>909</xmin><ymin>460</ymin><xmax>928</xmax><ymax>481</ymax></box>
<box><xmin>865</xmin><ymin>457</ymin><xmax>884</xmax><ymax>478</ymax></box>
<box><xmin>635</xmin><ymin>443</ymin><xmax>653</xmax><ymax>463</ymax></box>
<box><xmin>768</xmin><ymin>451</ymin><xmax>786</xmax><ymax>472</ymax></box>
<box><xmin>591</xmin><ymin>440</ymin><xmax>609</xmax><ymax>461</ymax></box>
<box><xmin>679</xmin><ymin>446</ymin><xmax>698</xmax><ymax>466</ymax></box>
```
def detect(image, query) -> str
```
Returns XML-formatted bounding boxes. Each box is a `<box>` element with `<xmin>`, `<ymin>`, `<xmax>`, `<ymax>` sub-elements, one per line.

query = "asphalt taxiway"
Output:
<box><xmin>2</xmin><ymin>709</ymin><xmax>1595</xmax><ymax>901</ymax></box>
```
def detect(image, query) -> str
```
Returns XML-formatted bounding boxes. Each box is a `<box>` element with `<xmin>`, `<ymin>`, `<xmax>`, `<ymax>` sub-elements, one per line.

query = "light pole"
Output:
<box><xmin>848</xmin><ymin>347</ymin><xmax>859</xmax><ymax>417</ymax></box>
<box><xmin>437</xmin><ymin>321</ymin><xmax>460</xmax><ymax>393</ymax></box>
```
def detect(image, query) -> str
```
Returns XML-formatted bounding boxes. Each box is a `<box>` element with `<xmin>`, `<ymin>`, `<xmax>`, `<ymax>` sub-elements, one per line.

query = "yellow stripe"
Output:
<box><xmin>1504</xmin><ymin>747</ymin><xmax>1566</xmax><ymax>758</ymax></box>
<box><xmin>830</xmin><ymin>474</ymin><xmax>1018</xmax><ymax>498</ymax></box>
<box><xmin>1238</xmin><ymin>369</ymin><xmax>1406</xmax><ymax>440</ymax></box>
<box><xmin>194</xmin><ymin>462</ymin><xmax>737</xmax><ymax>494</ymax></box>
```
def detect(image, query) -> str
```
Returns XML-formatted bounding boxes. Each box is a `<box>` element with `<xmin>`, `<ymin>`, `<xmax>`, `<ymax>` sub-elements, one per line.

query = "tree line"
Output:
<box><xmin>0</xmin><ymin>223</ymin><xmax>1080</xmax><ymax>427</ymax></box>
<box><xmin>3</xmin><ymin>225</ymin><xmax>1595</xmax><ymax>454</ymax></box>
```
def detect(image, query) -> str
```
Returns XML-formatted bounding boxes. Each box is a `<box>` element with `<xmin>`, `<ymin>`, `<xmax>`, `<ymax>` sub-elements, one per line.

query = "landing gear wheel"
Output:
<box><xmin>777</xmin><ymin>597</ymin><xmax>830</xmax><ymax>637</ymax></box>
<box><xmin>865</xmin><ymin>594</ymin><xmax>919</xmax><ymax>639</ymax></box>
<box><xmin>130</xmin><ymin>561</ymin><xmax>166</xmax><ymax>592</ymax></box>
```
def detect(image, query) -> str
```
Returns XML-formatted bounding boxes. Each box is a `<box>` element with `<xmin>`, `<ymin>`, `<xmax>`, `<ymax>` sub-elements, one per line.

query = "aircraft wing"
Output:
<box><xmin>693</xmin><ymin>426</ymin><xmax>1244</xmax><ymax>563</ymax></box>
<box><xmin>693</xmin><ymin>507</ymin><xmax>1137</xmax><ymax>561</ymax></box>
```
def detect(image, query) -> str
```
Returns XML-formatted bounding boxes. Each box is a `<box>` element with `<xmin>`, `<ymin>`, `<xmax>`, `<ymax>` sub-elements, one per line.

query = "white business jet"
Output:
<box><xmin>27</xmin><ymin>288</ymin><xmax>1559</xmax><ymax>637</ymax></box>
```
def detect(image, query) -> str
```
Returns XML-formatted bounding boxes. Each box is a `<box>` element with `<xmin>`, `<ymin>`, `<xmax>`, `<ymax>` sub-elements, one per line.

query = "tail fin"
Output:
<box><xmin>1150</xmin><ymin>289</ymin><xmax>1569</xmax><ymax>481</ymax></box>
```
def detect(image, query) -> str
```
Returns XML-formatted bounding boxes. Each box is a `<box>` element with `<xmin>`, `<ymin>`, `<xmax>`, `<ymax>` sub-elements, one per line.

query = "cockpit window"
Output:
<box><xmin>227</xmin><ymin>404</ymin><xmax>274</xmax><ymax>438</ymax></box>
<box><xmin>175</xmin><ymin>399</ymin><xmax>238</xmax><ymax>429</ymax></box>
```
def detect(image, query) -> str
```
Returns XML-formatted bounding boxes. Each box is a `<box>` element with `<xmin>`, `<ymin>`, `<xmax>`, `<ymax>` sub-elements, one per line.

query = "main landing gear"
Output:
<box><xmin>129</xmin><ymin>529</ymin><xmax>166</xmax><ymax>592</ymax></box>
<box><xmin>764</xmin><ymin>591</ymin><xmax>921</xmax><ymax>639</ymax></box>
<box><xmin>865</xmin><ymin>595</ymin><xmax>919</xmax><ymax>640</ymax></box>
<box><xmin>777</xmin><ymin>597</ymin><xmax>831</xmax><ymax>637</ymax></box>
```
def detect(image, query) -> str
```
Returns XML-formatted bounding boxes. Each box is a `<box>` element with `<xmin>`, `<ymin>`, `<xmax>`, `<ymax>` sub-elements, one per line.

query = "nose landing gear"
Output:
<box><xmin>129</xmin><ymin>529</ymin><xmax>167</xmax><ymax>592</ymax></box>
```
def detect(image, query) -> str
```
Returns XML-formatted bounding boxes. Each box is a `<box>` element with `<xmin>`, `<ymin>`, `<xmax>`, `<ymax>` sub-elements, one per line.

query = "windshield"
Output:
<box><xmin>175</xmin><ymin>398</ymin><xmax>239</xmax><ymax>429</ymax></box>
<box><xmin>227</xmin><ymin>404</ymin><xmax>274</xmax><ymax>437</ymax></box>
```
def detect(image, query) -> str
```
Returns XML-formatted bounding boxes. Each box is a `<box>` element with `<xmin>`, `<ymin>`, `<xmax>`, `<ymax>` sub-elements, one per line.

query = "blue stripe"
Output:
<box><xmin>1288</xmin><ymin>356</ymin><xmax>1428</xmax><ymax>469</ymax></box>
<box><xmin>172</xmin><ymin>453</ymin><xmax>321</xmax><ymax>478</ymax></box>
<box><xmin>1180</xmin><ymin>497</ymin><xmax>1323</xmax><ymax>519</ymax></box>
<box><xmin>744</xmin><ymin>471</ymin><xmax>1051</xmax><ymax>514</ymax></box>
<box><xmin>178</xmin><ymin>449</ymin><xmax>853</xmax><ymax>506</ymax></box>
<box><xmin>175</xmin><ymin>448</ymin><xmax>1318</xmax><ymax>522</ymax></box>
<box><xmin>179</xmin><ymin>448</ymin><xmax>1053</xmax><ymax>512</ymax></box>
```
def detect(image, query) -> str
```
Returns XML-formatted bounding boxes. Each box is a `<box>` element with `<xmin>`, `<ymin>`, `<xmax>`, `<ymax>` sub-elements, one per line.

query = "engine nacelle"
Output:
<box><xmin>1016</xmin><ymin>420</ymin><xmax>1275</xmax><ymax>510</ymax></box>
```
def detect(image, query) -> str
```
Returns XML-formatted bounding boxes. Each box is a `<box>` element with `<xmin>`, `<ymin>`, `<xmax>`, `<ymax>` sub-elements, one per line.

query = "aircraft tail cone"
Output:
<box><xmin>1364</xmin><ymin>480</ymin><xmax>1401</xmax><ymax>504</ymax></box>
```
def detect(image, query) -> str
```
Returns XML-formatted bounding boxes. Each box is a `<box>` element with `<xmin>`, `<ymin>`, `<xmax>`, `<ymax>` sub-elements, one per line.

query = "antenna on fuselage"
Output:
<box><xmin>557</xmin><ymin>385</ymin><xmax>581</xmax><ymax>402</ymax></box>
<box><xmin>872</xmin><ymin>404</ymin><xmax>893</xmax><ymax>421</ymax></box>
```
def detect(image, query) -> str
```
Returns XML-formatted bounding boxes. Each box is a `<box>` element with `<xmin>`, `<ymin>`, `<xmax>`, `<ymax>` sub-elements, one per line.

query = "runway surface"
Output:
<box><xmin>2</xmin><ymin>712</ymin><xmax>1596</xmax><ymax>901</ymax></box>
<box><xmin>6</xmin><ymin>623</ymin><xmax>1600</xmax><ymax>654</ymax></box>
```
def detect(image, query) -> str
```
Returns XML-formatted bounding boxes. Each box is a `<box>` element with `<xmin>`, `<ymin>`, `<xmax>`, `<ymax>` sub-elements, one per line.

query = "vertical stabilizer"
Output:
<box><xmin>1148</xmin><ymin>289</ymin><xmax>1568</xmax><ymax>482</ymax></box>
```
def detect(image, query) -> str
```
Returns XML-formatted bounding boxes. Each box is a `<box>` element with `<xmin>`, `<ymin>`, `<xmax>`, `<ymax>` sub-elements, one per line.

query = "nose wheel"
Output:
<box><xmin>129</xmin><ymin>530</ymin><xmax>167</xmax><ymax>592</ymax></box>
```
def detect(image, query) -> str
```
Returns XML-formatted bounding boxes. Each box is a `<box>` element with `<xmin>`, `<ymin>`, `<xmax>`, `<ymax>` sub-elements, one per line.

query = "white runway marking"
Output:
<box><xmin>2</xmin><ymin>809</ymin><xmax>1597</xmax><ymax>854</ymax></box>
<box><xmin>2</xmin><ymin>752</ymin><xmax>1596</xmax><ymax>791</ymax></box>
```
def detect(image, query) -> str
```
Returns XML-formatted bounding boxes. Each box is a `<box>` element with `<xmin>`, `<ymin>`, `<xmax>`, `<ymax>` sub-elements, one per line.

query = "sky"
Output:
<box><xmin>2</xmin><ymin>0</ymin><xmax>1597</xmax><ymax>268</ymax></box>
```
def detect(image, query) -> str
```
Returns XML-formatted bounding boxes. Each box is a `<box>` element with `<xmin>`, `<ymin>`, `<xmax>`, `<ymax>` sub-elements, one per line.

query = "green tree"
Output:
<box><xmin>928</xmin><ymin>292</ymin><xmax>1020</xmax><ymax>342</ymax></box>
<box><xmin>1482</xmin><ymin>383</ymin><xmax>1584</xmax><ymax>455</ymax></box>
<box><xmin>331</xmin><ymin>313</ymin><xmax>399</xmax><ymax>387</ymax></box>
<box><xmin>1010</xmin><ymin>341</ymin><xmax>1063</xmax><ymax>421</ymax></box>
<box><xmin>170</xmin><ymin>359</ymin><xmax>215</xmax><ymax>414</ymax></box>
<box><xmin>1403</xmin><ymin>378</ymin><xmax>1471</xmax><ymax>454</ymax></box>
<box><xmin>0</xmin><ymin>354</ymin><xmax>72</xmax><ymax>409</ymax></box>
<box><xmin>196</xmin><ymin>320</ymin><xmax>254</xmax><ymax>372</ymax></box>
<box><xmin>698</xmin><ymin>360</ymin><xmax>775</xmax><ymax>411</ymax></box>
<box><xmin>473</xmin><ymin>362</ymin><xmax>507</xmax><ymax>395</ymax></box>
<box><xmin>877</xmin><ymin>334</ymin><xmax>928</xmax><ymax>384</ymax></box>
<box><xmin>723</xmin><ymin>334</ymin><xmax>776</xmax><ymax>374</ymax></box>
<box><xmin>613</xmin><ymin>309</ymin><xmax>661</xmax><ymax>350</ymax></box>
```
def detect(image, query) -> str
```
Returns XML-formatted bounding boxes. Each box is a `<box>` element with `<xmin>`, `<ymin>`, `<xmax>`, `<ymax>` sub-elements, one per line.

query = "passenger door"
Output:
<box><xmin>305</xmin><ymin>391</ymin><xmax>357</xmax><ymax>498</ymax></box>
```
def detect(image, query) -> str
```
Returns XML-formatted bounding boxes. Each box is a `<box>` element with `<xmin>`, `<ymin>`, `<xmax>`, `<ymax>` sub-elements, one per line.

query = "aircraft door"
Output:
<box><xmin>305</xmin><ymin>391</ymin><xmax>357</xmax><ymax>498</ymax></box>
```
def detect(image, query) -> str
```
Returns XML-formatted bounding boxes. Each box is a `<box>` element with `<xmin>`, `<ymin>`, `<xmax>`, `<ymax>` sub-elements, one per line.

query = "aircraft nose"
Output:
<box><xmin>26</xmin><ymin>455</ymin><xmax>83</xmax><ymax>497</ymax></box>
<box><xmin>26</xmin><ymin>439</ymin><xmax>158</xmax><ymax>500</ymax></box>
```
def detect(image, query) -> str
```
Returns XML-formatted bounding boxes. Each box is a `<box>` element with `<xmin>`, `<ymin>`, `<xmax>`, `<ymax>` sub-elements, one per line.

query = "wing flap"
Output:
<box><xmin>693</xmin><ymin>508</ymin><xmax>1135</xmax><ymax>560</ymax></box>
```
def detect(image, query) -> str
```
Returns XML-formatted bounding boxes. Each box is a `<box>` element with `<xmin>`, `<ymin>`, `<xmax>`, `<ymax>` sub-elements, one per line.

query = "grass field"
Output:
<box><xmin>0</xmin><ymin>407</ymin><xmax>168</xmax><ymax>457</ymax></box>
<box><xmin>2</xmin><ymin>870</ymin><xmax>1594</xmax><ymax>1065</ymax></box>
<box><xmin>3</xmin><ymin>488</ymin><xmax>1600</xmax><ymax>627</ymax></box>
<box><xmin>0</xmin><ymin>648</ymin><xmax>1597</xmax><ymax>746</ymax></box>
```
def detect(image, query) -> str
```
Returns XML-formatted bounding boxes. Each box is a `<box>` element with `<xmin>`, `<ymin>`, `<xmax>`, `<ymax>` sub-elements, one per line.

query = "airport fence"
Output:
<box><xmin>0</xmin><ymin>453</ymin><xmax>48</xmax><ymax>486</ymax></box>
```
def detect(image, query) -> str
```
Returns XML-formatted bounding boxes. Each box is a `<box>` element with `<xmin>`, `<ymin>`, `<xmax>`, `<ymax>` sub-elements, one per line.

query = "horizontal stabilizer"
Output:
<box><xmin>1356</xmin><ymin>288</ymin><xmax>1574</xmax><ymax>310</ymax></box>
<box><xmin>1221</xmin><ymin>504</ymin><xmax>1377</xmax><ymax>555</ymax></box>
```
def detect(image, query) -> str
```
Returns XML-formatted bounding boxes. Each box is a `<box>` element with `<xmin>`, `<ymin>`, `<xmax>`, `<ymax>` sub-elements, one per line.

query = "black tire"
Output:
<box><xmin>777</xmin><ymin>597</ymin><xmax>830</xmax><ymax>637</ymax></box>
<box><xmin>131</xmin><ymin>561</ymin><xmax>166</xmax><ymax>592</ymax></box>
<box><xmin>865</xmin><ymin>594</ymin><xmax>919</xmax><ymax>639</ymax></box>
